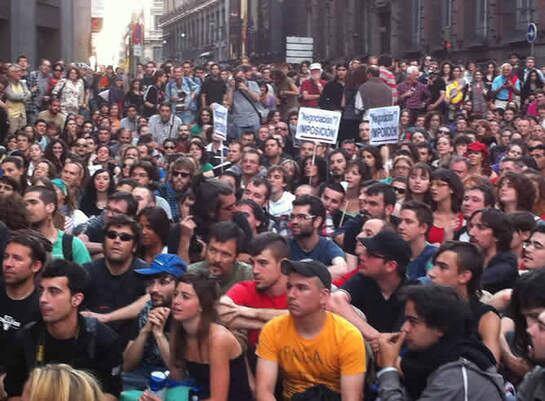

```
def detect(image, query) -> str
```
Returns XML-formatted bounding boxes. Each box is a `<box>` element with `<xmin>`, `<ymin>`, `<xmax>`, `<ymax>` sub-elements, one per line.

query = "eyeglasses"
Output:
<box><xmin>164</xmin><ymin>146</ymin><xmax>176</xmax><ymax>150</ymax></box>
<box><xmin>289</xmin><ymin>213</ymin><xmax>315</xmax><ymax>221</ymax></box>
<box><xmin>528</xmin><ymin>146</ymin><xmax>545</xmax><ymax>152</ymax></box>
<box><xmin>172</xmin><ymin>171</ymin><xmax>191</xmax><ymax>178</ymax></box>
<box><xmin>106</xmin><ymin>230</ymin><xmax>135</xmax><ymax>242</ymax></box>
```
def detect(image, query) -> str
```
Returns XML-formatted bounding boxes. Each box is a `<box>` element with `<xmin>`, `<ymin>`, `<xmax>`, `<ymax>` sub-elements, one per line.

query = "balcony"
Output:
<box><xmin>159</xmin><ymin>0</ymin><xmax>219</xmax><ymax>27</ymax></box>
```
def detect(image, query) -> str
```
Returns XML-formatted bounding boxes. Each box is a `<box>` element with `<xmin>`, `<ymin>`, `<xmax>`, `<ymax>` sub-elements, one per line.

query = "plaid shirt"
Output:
<box><xmin>397</xmin><ymin>80</ymin><xmax>430</xmax><ymax>110</ymax></box>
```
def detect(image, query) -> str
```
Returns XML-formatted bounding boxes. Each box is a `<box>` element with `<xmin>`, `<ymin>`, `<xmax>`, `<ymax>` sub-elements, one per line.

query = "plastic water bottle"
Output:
<box><xmin>148</xmin><ymin>371</ymin><xmax>167</xmax><ymax>400</ymax></box>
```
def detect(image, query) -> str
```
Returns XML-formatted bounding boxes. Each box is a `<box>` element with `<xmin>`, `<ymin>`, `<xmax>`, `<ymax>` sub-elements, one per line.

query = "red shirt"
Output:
<box><xmin>300</xmin><ymin>78</ymin><xmax>327</xmax><ymax>107</ymax></box>
<box><xmin>226</xmin><ymin>280</ymin><xmax>288</xmax><ymax>346</ymax></box>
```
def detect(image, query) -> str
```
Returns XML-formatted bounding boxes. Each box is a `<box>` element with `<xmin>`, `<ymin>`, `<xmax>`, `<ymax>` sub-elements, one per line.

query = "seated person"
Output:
<box><xmin>256</xmin><ymin>259</ymin><xmax>365</xmax><ymax>401</ymax></box>
<box><xmin>122</xmin><ymin>254</ymin><xmax>187</xmax><ymax>390</ymax></box>
<box><xmin>168</xmin><ymin>271</ymin><xmax>253</xmax><ymax>401</ymax></box>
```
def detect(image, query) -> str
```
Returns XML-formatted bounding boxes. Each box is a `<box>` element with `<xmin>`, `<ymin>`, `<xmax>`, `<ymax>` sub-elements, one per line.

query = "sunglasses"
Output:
<box><xmin>528</xmin><ymin>146</ymin><xmax>545</xmax><ymax>152</ymax></box>
<box><xmin>106</xmin><ymin>230</ymin><xmax>135</xmax><ymax>242</ymax></box>
<box><xmin>164</xmin><ymin>146</ymin><xmax>176</xmax><ymax>150</ymax></box>
<box><xmin>172</xmin><ymin>171</ymin><xmax>191</xmax><ymax>178</ymax></box>
<box><xmin>392</xmin><ymin>187</ymin><xmax>406</xmax><ymax>194</ymax></box>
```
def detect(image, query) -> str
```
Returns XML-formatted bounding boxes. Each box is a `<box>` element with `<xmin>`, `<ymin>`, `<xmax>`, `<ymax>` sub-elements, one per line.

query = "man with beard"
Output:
<box><xmin>82</xmin><ymin>215</ymin><xmax>148</xmax><ymax>347</ymax></box>
<box><xmin>158</xmin><ymin>157</ymin><xmax>196</xmax><ymax>222</ymax></box>
<box><xmin>328</xmin><ymin>149</ymin><xmax>349</xmax><ymax>182</ymax></box>
<box><xmin>23</xmin><ymin>186</ymin><xmax>91</xmax><ymax>265</ymax></box>
<box><xmin>287</xmin><ymin>195</ymin><xmax>348</xmax><ymax>279</ymax></box>
<box><xmin>523</xmin><ymin>225</ymin><xmax>545</xmax><ymax>270</ymax></box>
<box><xmin>0</xmin><ymin>231</ymin><xmax>48</xmax><ymax>376</ymax></box>
<box><xmin>122</xmin><ymin>254</ymin><xmax>187</xmax><ymax>390</ymax></box>
<box><xmin>187</xmin><ymin>221</ymin><xmax>252</xmax><ymax>293</ymax></box>
<box><xmin>376</xmin><ymin>285</ymin><xmax>504</xmax><ymax>401</ymax></box>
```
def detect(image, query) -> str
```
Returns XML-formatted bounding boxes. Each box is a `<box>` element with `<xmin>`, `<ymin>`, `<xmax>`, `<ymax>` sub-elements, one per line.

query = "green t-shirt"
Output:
<box><xmin>188</xmin><ymin>260</ymin><xmax>253</xmax><ymax>293</ymax></box>
<box><xmin>51</xmin><ymin>230</ymin><xmax>92</xmax><ymax>265</ymax></box>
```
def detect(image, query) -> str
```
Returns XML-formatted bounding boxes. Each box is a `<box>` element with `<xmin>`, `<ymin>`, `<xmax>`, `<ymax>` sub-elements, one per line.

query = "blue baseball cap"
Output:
<box><xmin>135</xmin><ymin>254</ymin><xmax>188</xmax><ymax>278</ymax></box>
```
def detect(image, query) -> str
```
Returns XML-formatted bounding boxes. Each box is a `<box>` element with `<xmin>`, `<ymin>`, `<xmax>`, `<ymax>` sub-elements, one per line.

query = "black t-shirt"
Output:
<box><xmin>341</xmin><ymin>273</ymin><xmax>407</xmax><ymax>333</ymax></box>
<box><xmin>143</xmin><ymin>85</ymin><xmax>159</xmax><ymax>117</ymax></box>
<box><xmin>83</xmin><ymin>257</ymin><xmax>148</xmax><ymax>346</ymax></box>
<box><xmin>0</xmin><ymin>284</ymin><xmax>40</xmax><ymax>370</ymax></box>
<box><xmin>201</xmin><ymin>77</ymin><xmax>227</xmax><ymax>106</ymax></box>
<box><xmin>4</xmin><ymin>317</ymin><xmax>122</xmax><ymax>397</ymax></box>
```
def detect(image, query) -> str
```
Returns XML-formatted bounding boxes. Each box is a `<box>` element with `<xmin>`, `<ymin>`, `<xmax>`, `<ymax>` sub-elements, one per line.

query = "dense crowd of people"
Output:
<box><xmin>1</xmin><ymin>51</ymin><xmax>545</xmax><ymax>401</ymax></box>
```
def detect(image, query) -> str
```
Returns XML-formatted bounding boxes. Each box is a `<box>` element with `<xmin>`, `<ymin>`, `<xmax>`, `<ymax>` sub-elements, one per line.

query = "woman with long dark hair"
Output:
<box><xmin>405</xmin><ymin>162</ymin><xmax>432</xmax><ymax>205</ymax></box>
<box><xmin>169</xmin><ymin>271</ymin><xmax>253</xmax><ymax>401</ymax></box>
<box><xmin>344</xmin><ymin>159</ymin><xmax>370</xmax><ymax>216</ymax></box>
<box><xmin>79</xmin><ymin>168</ymin><xmax>115</xmax><ymax>218</ymax></box>
<box><xmin>361</xmin><ymin>145</ymin><xmax>387</xmax><ymax>180</ymax></box>
<box><xmin>340</xmin><ymin>65</ymin><xmax>368</xmax><ymax>142</ymax></box>
<box><xmin>301</xmin><ymin>155</ymin><xmax>327</xmax><ymax>189</ymax></box>
<box><xmin>521</xmin><ymin>69</ymin><xmax>544</xmax><ymax>108</ymax></box>
<box><xmin>138</xmin><ymin>206</ymin><xmax>169</xmax><ymax>263</ymax></box>
<box><xmin>124</xmin><ymin>79</ymin><xmax>144</xmax><ymax>113</ymax></box>
<box><xmin>428</xmin><ymin>168</ymin><xmax>465</xmax><ymax>244</ymax></box>
<box><xmin>43</xmin><ymin>139</ymin><xmax>69</xmax><ymax>174</ymax></box>
<box><xmin>190</xmin><ymin>107</ymin><xmax>213</xmax><ymax>139</ymax></box>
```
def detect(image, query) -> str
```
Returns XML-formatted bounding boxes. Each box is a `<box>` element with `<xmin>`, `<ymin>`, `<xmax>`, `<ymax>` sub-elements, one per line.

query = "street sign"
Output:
<box><xmin>286</xmin><ymin>36</ymin><xmax>313</xmax><ymax>64</ymax></box>
<box><xmin>527</xmin><ymin>23</ymin><xmax>537</xmax><ymax>43</ymax></box>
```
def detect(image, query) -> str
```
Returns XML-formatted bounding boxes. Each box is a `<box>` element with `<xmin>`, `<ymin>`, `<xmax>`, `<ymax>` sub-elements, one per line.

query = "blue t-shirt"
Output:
<box><xmin>491</xmin><ymin>75</ymin><xmax>521</xmax><ymax>101</ymax></box>
<box><xmin>406</xmin><ymin>243</ymin><xmax>437</xmax><ymax>280</ymax></box>
<box><xmin>288</xmin><ymin>237</ymin><xmax>345</xmax><ymax>266</ymax></box>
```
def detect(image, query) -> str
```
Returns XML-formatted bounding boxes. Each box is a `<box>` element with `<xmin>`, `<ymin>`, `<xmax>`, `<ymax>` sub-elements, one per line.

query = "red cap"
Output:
<box><xmin>466</xmin><ymin>141</ymin><xmax>489</xmax><ymax>158</ymax></box>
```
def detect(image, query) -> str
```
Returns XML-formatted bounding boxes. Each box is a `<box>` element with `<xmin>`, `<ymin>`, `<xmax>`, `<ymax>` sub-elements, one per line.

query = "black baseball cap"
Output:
<box><xmin>281</xmin><ymin>259</ymin><xmax>331</xmax><ymax>289</ymax></box>
<box><xmin>360</xmin><ymin>231</ymin><xmax>411</xmax><ymax>267</ymax></box>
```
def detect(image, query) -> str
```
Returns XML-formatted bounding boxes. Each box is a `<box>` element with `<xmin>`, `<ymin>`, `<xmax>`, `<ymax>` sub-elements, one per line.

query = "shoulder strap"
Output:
<box><xmin>62</xmin><ymin>233</ymin><xmax>74</xmax><ymax>261</ymax></box>
<box><xmin>83</xmin><ymin>316</ymin><xmax>98</xmax><ymax>360</ymax></box>
<box><xmin>239</xmin><ymin>88</ymin><xmax>263</xmax><ymax>118</ymax></box>
<box><xmin>22</xmin><ymin>321</ymin><xmax>39</xmax><ymax>368</ymax></box>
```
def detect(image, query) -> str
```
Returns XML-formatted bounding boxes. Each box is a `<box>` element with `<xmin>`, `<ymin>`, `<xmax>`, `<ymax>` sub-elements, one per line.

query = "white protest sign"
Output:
<box><xmin>295</xmin><ymin>107</ymin><xmax>341</xmax><ymax>144</ymax></box>
<box><xmin>369</xmin><ymin>106</ymin><xmax>400</xmax><ymax>146</ymax></box>
<box><xmin>213</xmin><ymin>104</ymin><xmax>228</xmax><ymax>140</ymax></box>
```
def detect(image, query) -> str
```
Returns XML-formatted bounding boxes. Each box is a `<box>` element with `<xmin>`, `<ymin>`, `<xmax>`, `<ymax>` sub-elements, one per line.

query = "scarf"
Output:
<box><xmin>400</xmin><ymin>336</ymin><xmax>496</xmax><ymax>400</ymax></box>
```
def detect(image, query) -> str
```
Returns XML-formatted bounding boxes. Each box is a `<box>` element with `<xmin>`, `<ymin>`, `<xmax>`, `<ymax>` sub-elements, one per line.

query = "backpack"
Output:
<box><xmin>62</xmin><ymin>233</ymin><xmax>74</xmax><ymax>262</ymax></box>
<box><xmin>22</xmin><ymin>317</ymin><xmax>98</xmax><ymax>368</ymax></box>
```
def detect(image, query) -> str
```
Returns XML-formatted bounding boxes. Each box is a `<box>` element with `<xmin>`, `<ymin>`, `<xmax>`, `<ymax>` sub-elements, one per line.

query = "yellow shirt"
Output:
<box><xmin>6</xmin><ymin>81</ymin><xmax>26</xmax><ymax>117</ymax></box>
<box><xmin>256</xmin><ymin>311</ymin><xmax>365</xmax><ymax>399</ymax></box>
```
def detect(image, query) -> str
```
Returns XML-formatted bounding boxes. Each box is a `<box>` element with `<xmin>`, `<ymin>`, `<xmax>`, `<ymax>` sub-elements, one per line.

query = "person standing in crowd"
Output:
<box><xmin>5</xmin><ymin>64</ymin><xmax>31</xmax><ymax>134</ymax></box>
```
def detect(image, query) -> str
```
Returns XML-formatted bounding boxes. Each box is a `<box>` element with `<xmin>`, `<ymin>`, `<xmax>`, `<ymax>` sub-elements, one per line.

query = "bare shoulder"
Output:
<box><xmin>209</xmin><ymin>323</ymin><xmax>239</xmax><ymax>350</ymax></box>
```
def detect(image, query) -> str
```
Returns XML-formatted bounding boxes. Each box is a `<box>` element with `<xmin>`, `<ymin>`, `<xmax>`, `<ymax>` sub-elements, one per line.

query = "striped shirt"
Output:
<box><xmin>380</xmin><ymin>66</ymin><xmax>398</xmax><ymax>105</ymax></box>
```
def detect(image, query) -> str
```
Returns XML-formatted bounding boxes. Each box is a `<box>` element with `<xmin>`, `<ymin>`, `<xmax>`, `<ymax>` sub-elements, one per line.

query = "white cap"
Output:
<box><xmin>309</xmin><ymin>62</ymin><xmax>322</xmax><ymax>71</ymax></box>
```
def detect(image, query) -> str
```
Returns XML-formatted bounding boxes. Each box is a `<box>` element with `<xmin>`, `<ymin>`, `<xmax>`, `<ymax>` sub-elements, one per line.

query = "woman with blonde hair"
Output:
<box><xmin>22</xmin><ymin>363</ymin><xmax>104</xmax><ymax>401</ymax></box>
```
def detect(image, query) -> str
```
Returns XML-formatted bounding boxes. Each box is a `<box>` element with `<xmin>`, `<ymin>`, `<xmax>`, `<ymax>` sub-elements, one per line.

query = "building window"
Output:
<box><xmin>412</xmin><ymin>0</ymin><xmax>422</xmax><ymax>46</ymax></box>
<box><xmin>476</xmin><ymin>0</ymin><xmax>488</xmax><ymax>38</ymax></box>
<box><xmin>442</xmin><ymin>0</ymin><xmax>452</xmax><ymax>28</ymax></box>
<box><xmin>516</xmin><ymin>0</ymin><xmax>533</xmax><ymax>26</ymax></box>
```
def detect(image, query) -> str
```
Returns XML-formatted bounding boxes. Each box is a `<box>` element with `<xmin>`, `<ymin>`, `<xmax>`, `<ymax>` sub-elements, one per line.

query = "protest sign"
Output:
<box><xmin>213</xmin><ymin>104</ymin><xmax>228</xmax><ymax>140</ymax></box>
<box><xmin>368</xmin><ymin>106</ymin><xmax>400</xmax><ymax>146</ymax></box>
<box><xmin>295</xmin><ymin>107</ymin><xmax>341</xmax><ymax>144</ymax></box>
